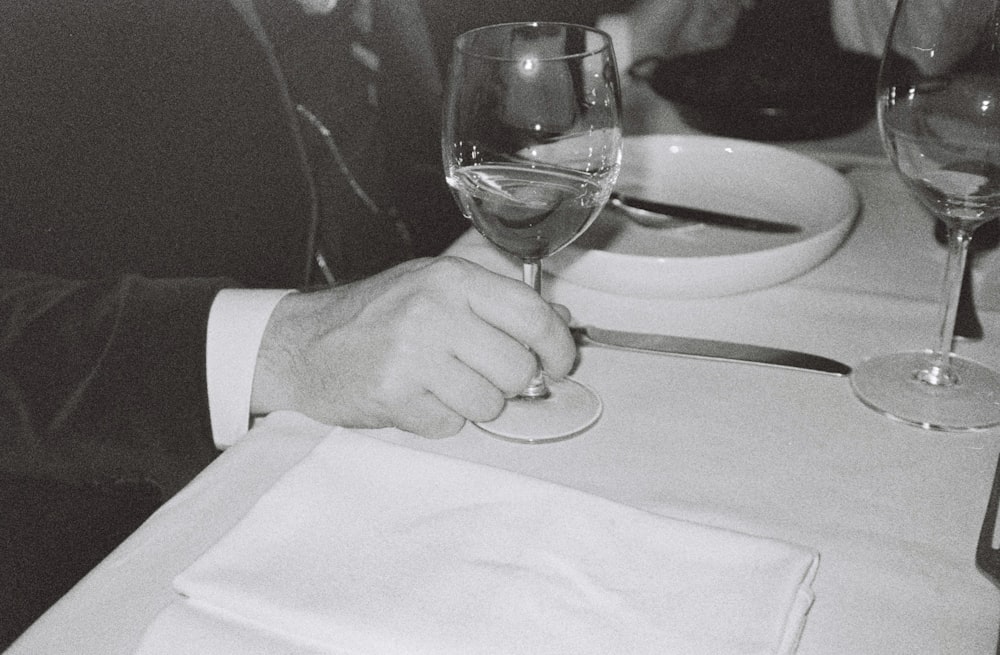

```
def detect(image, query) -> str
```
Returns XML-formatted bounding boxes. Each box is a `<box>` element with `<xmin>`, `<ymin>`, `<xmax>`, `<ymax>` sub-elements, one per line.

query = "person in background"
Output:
<box><xmin>0</xmin><ymin>0</ymin><xmax>578</xmax><ymax>645</ymax></box>
<box><xmin>625</xmin><ymin>0</ymin><xmax>993</xmax><ymax>62</ymax></box>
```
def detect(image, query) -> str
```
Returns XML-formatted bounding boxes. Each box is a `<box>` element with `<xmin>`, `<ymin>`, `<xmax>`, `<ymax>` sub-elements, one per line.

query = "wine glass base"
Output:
<box><xmin>474</xmin><ymin>378</ymin><xmax>602</xmax><ymax>443</ymax></box>
<box><xmin>851</xmin><ymin>350</ymin><xmax>1000</xmax><ymax>432</ymax></box>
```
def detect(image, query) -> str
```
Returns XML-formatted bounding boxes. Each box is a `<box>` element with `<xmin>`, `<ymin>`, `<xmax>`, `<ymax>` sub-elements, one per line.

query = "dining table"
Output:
<box><xmin>9</xmin><ymin>73</ymin><xmax>1000</xmax><ymax>655</ymax></box>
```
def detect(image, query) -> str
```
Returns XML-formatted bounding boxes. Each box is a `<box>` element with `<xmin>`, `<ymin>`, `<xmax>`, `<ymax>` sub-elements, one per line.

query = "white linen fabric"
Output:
<box><xmin>136</xmin><ymin>413</ymin><xmax>819</xmax><ymax>655</ymax></box>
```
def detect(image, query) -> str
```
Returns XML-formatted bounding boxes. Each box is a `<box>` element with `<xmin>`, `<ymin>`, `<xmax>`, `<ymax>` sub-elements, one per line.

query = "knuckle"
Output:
<box><xmin>506</xmin><ymin>355</ymin><xmax>540</xmax><ymax>395</ymax></box>
<box><xmin>530</xmin><ymin>317</ymin><xmax>572</xmax><ymax>352</ymax></box>
<box><xmin>395</xmin><ymin>296</ymin><xmax>439</xmax><ymax>328</ymax></box>
<box><xmin>395</xmin><ymin>392</ymin><xmax>467</xmax><ymax>438</ymax></box>
<box><xmin>423</xmin><ymin>256</ymin><xmax>473</xmax><ymax>284</ymax></box>
<box><xmin>480</xmin><ymin>344</ymin><xmax>536</xmax><ymax>397</ymax></box>
<box><xmin>505</xmin><ymin>283</ymin><xmax>543</xmax><ymax>315</ymax></box>
<box><xmin>468</xmin><ymin>388</ymin><xmax>507</xmax><ymax>423</ymax></box>
<box><xmin>416</xmin><ymin>413</ymin><xmax>466</xmax><ymax>438</ymax></box>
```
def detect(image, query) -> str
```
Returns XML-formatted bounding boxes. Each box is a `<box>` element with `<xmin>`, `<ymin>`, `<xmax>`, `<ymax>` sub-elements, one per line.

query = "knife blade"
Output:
<box><xmin>609</xmin><ymin>192</ymin><xmax>802</xmax><ymax>234</ymax></box>
<box><xmin>573</xmin><ymin>326</ymin><xmax>851</xmax><ymax>376</ymax></box>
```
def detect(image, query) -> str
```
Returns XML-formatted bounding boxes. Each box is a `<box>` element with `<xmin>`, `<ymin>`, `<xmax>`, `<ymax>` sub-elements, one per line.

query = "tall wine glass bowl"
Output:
<box><xmin>442</xmin><ymin>22</ymin><xmax>623</xmax><ymax>442</ymax></box>
<box><xmin>850</xmin><ymin>0</ymin><xmax>1000</xmax><ymax>430</ymax></box>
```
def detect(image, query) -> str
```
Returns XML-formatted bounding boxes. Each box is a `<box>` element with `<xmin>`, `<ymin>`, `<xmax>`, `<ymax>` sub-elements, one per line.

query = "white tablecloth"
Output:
<box><xmin>134</xmin><ymin>419</ymin><xmax>820</xmax><ymax>655</ymax></box>
<box><xmin>11</xmin><ymin>88</ymin><xmax>1000</xmax><ymax>654</ymax></box>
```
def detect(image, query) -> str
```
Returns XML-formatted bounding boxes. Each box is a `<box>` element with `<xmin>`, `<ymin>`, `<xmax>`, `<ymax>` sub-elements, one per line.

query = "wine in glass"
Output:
<box><xmin>442</xmin><ymin>22</ymin><xmax>623</xmax><ymax>442</ymax></box>
<box><xmin>851</xmin><ymin>0</ymin><xmax>1000</xmax><ymax>430</ymax></box>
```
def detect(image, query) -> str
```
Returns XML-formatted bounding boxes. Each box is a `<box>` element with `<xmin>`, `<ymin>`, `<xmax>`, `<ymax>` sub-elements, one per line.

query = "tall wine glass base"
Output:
<box><xmin>475</xmin><ymin>378</ymin><xmax>602</xmax><ymax>443</ymax></box>
<box><xmin>851</xmin><ymin>350</ymin><xmax>1000</xmax><ymax>431</ymax></box>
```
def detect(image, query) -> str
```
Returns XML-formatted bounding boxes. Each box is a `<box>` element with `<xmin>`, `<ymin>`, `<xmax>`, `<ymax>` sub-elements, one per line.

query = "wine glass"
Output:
<box><xmin>442</xmin><ymin>22</ymin><xmax>623</xmax><ymax>442</ymax></box>
<box><xmin>850</xmin><ymin>0</ymin><xmax>1000</xmax><ymax>431</ymax></box>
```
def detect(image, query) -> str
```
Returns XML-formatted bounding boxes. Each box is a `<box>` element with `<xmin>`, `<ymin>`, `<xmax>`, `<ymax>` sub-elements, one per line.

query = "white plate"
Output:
<box><xmin>546</xmin><ymin>134</ymin><xmax>860</xmax><ymax>298</ymax></box>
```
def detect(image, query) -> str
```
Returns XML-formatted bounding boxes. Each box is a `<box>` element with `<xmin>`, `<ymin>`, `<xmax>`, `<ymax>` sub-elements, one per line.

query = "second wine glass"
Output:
<box><xmin>850</xmin><ymin>0</ymin><xmax>1000</xmax><ymax>431</ymax></box>
<box><xmin>442</xmin><ymin>22</ymin><xmax>623</xmax><ymax>442</ymax></box>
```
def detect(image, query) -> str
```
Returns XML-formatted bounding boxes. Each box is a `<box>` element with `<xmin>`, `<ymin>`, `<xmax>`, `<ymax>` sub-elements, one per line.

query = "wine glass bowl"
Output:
<box><xmin>442</xmin><ymin>22</ymin><xmax>623</xmax><ymax>442</ymax></box>
<box><xmin>850</xmin><ymin>0</ymin><xmax>1000</xmax><ymax>431</ymax></box>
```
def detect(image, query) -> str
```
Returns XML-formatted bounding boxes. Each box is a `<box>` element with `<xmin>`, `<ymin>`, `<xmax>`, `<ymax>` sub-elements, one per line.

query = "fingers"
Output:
<box><xmin>327</xmin><ymin>348</ymin><xmax>508</xmax><ymax>436</ymax></box>
<box><xmin>422</xmin><ymin>355</ymin><xmax>507</xmax><ymax>423</ymax></box>
<box><xmin>550</xmin><ymin>303</ymin><xmax>572</xmax><ymax>326</ymax></box>
<box><xmin>390</xmin><ymin>257</ymin><xmax>576</xmax><ymax>380</ymax></box>
<box><xmin>388</xmin><ymin>392</ymin><xmax>468</xmax><ymax>438</ymax></box>
<box><xmin>460</xmin><ymin>268</ymin><xmax>576</xmax><ymax>380</ymax></box>
<box><xmin>446</xmin><ymin>319</ymin><xmax>539</xmax><ymax>397</ymax></box>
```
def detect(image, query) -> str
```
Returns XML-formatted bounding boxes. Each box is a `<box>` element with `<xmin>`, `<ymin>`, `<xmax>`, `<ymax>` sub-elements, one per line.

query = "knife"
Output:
<box><xmin>573</xmin><ymin>326</ymin><xmax>851</xmax><ymax>376</ymax></box>
<box><xmin>609</xmin><ymin>192</ymin><xmax>802</xmax><ymax>234</ymax></box>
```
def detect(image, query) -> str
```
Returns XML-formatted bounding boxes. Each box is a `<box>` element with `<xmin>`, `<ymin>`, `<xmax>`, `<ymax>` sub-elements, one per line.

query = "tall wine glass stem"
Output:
<box><xmin>924</xmin><ymin>224</ymin><xmax>973</xmax><ymax>386</ymax></box>
<box><xmin>521</xmin><ymin>258</ymin><xmax>550</xmax><ymax>399</ymax></box>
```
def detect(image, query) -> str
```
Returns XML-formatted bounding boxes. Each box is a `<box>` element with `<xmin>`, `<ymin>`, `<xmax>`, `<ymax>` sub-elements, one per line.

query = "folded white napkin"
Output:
<box><xmin>137</xmin><ymin>422</ymin><xmax>818</xmax><ymax>655</ymax></box>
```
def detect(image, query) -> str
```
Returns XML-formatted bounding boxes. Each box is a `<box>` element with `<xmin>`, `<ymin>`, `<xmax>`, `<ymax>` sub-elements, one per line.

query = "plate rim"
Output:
<box><xmin>547</xmin><ymin>133</ymin><xmax>861</xmax><ymax>298</ymax></box>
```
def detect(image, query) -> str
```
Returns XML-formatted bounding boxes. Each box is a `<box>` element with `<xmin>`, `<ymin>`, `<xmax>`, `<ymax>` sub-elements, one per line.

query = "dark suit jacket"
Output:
<box><xmin>0</xmin><ymin>0</ymin><xmax>463</xmax><ymax>494</ymax></box>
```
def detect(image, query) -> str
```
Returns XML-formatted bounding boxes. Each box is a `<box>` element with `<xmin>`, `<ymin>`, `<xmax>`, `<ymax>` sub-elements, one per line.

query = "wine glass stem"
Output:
<box><xmin>521</xmin><ymin>258</ymin><xmax>550</xmax><ymax>399</ymax></box>
<box><xmin>924</xmin><ymin>223</ymin><xmax>973</xmax><ymax>386</ymax></box>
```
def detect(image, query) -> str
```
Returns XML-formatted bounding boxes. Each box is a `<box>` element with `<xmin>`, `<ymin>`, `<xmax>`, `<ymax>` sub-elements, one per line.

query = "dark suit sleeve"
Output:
<box><xmin>1</xmin><ymin>270</ymin><xmax>234</xmax><ymax>493</ymax></box>
<box><xmin>0</xmin><ymin>2</ymin><xmax>314</xmax><ymax>492</ymax></box>
<box><xmin>0</xmin><ymin>271</ymin><xmax>231</xmax><ymax>488</ymax></box>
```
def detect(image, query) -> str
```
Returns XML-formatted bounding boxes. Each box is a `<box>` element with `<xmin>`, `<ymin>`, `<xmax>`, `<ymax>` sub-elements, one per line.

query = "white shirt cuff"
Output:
<box><xmin>206</xmin><ymin>288</ymin><xmax>295</xmax><ymax>449</ymax></box>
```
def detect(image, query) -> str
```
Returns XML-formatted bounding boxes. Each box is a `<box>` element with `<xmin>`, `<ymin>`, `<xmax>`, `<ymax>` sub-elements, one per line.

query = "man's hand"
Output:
<box><xmin>251</xmin><ymin>257</ymin><xmax>577</xmax><ymax>437</ymax></box>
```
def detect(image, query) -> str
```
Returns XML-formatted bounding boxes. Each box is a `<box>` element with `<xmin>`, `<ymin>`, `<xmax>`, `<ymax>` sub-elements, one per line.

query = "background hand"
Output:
<box><xmin>629</xmin><ymin>0</ymin><xmax>756</xmax><ymax>60</ymax></box>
